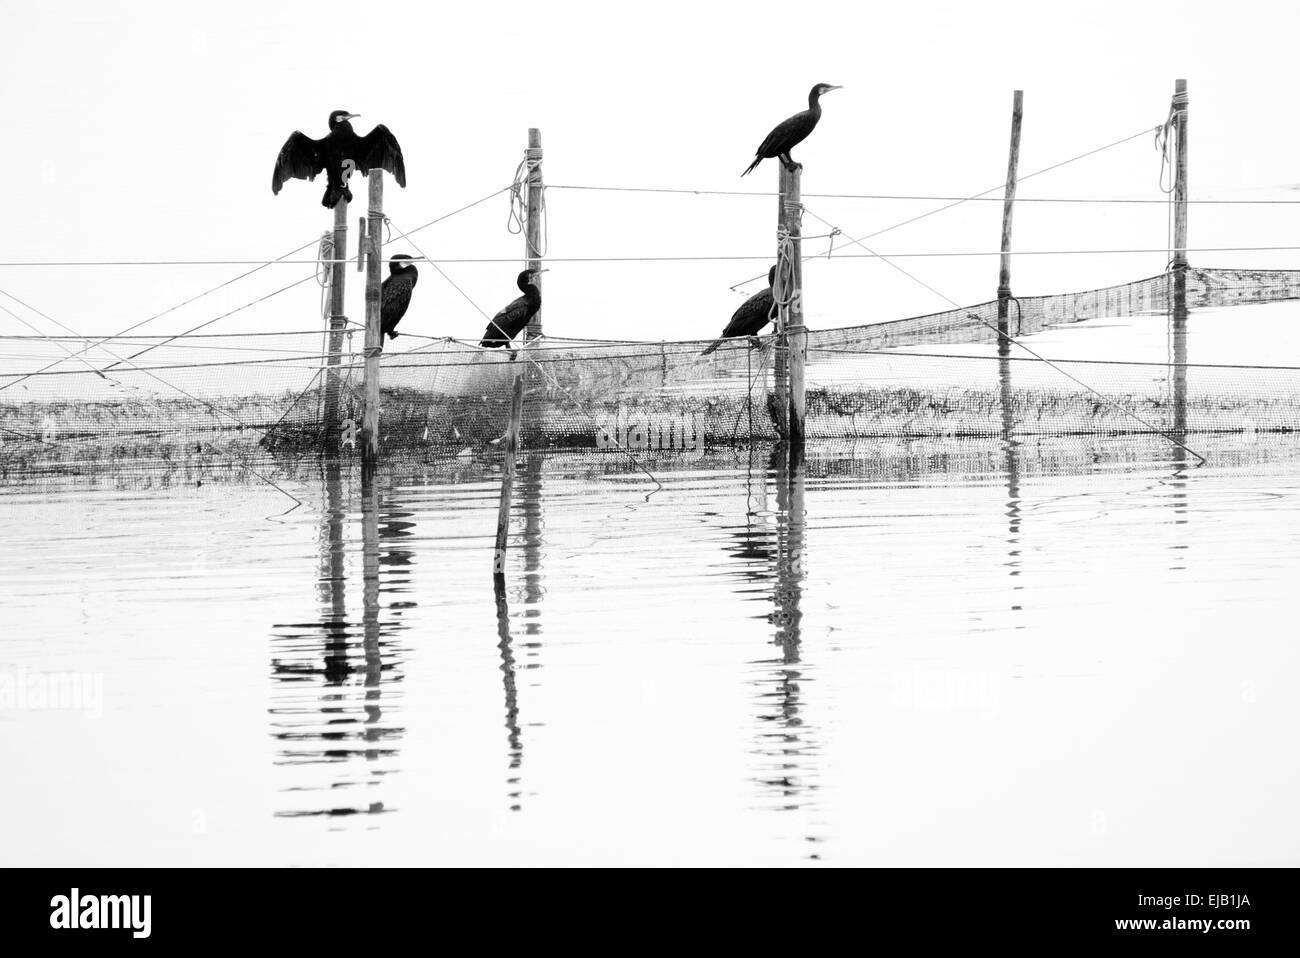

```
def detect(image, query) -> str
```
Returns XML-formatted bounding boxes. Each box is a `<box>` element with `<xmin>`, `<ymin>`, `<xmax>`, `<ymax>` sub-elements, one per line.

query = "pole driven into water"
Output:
<box><xmin>361</xmin><ymin>170</ymin><xmax>384</xmax><ymax>476</ymax></box>
<box><xmin>1170</xmin><ymin>80</ymin><xmax>1190</xmax><ymax>440</ymax></box>
<box><xmin>997</xmin><ymin>90</ymin><xmax>1024</xmax><ymax>348</ymax></box>
<box><xmin>323</xmin><ymin>195</ymin><xmax>349</xmax><ymax>435</ymax></box>
<box><xmin>782</xmin><ymin>165</ymin><xmax>807</xmax><ymax>456</ymax></box>
<box><xmin>495</xmin><ymin>129</ymin><xmax>540</xmax><ymax>580</ymax></box>
<box><xmin>1172</xmin><ymin>79</ymin><xmax>1189</xmax><ymax>271</ymax></box>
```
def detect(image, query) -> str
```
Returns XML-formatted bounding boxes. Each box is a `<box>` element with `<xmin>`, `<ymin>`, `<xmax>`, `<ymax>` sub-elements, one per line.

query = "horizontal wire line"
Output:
<box><xmin>550</xmin><ymin>184</ymin><xmax>1300</xmax><ymax>205</ymax></box>
<box><xmin>5</xmin><ymin>246</ymin><xmax>1299</xmax><ymax>267</ymax></box>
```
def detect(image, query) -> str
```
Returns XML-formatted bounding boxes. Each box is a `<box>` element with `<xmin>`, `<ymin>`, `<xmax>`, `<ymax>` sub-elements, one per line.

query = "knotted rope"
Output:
<box><xmin>507</xmin><ymin>147</ymin><xmax>548</xmax><ymax>259</ymax></box>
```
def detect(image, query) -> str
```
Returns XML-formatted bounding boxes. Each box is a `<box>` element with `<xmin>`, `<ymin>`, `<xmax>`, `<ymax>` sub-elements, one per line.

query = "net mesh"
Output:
<box><xmin>4</xmin><ymin>266</ymin><xmax>1300</xmax><ymax>472</ymax></box>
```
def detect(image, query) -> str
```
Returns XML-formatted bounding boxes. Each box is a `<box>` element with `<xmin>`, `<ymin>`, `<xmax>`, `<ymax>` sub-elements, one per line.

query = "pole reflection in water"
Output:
<box><xmin>493</xmin><ymin>453</ymin><xmax>546</xmax><ymax>811</ymax></box>
<box><xmin>1169</xmin><ymin>272</ymin><xmax>1191</xmax><ymax>565</ymax></box>
<box><xmin>999</xmin><ymin>340</ymin><xmax>1025</xmax><ymax>613</ymax></box>
<box><xmin>494</xmin><ymin>579</ymin><xmax>525</xmax><ymax>812</ymax></box>
<box><xmin>268</xmin><ymin>462</ymin><xmax>407</xmax><ymax>819</ymax></box>
<box><xmin>752</xmin><ymin>447</ymin><xmax>820</xmax><ymax>840</ymax></box>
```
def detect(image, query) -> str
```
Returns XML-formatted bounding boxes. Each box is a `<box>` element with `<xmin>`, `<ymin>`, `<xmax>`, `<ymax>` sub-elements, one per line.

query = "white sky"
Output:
<box><xmin>3</xmin><ymin>0</ymin><xmax>1299</xmax><ymax>345</ymax></box>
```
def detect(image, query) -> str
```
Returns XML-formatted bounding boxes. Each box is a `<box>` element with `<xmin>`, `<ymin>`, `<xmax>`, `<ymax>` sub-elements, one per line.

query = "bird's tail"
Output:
<box><xmin>321</xmin><ymin>183</ymin><xmax>353</xmax><ymax>209</ymax></box>
<box><xmin>741</xmin><ymin>156</ymin><xmax>762</xmax><ymax>177</ymax></box>
<box><xmin>700</xmin><ymin>340</ymin><xmax>722</xmax><ymax>356</ymax></box>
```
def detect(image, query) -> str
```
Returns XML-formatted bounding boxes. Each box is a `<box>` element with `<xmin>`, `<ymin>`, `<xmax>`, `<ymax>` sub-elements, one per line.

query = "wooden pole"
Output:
<box><xmin>771</xmin><ymin>166</ymin><xmax>792</xmax><ymax>440</ymax></box>
<box><xmin>525</xmin><ymin>128</ymin><xmax>544</xmax><ymax>341</ymax></box>
<box><xmin>782</xmin><ymin>165</ymin><xmax>807</xmax><ymax>456</ymax></box>
<box><xmin>497</xmin><ymin>129</ymin><xmax>541</xmax><ymax>575</ymax></box>
<box><xmin>997</xmin><ymin>90</ymin><xmax>1024</xmax><ymax>348</ymax></box>
<box><xmin>361</xmin><ymin>170</ymin><xmax>383</xmax><ymax>477</ymax></box>
<box><xmin>1171</xmin><ymin>80</ymin><xmax>1189</xmax><ymax>439</ymax></box>
<box><xmin>1172</xmin><ymin>79</ymin><xmax>1189</xmax><ymax>271</ymax></box>
<box><xmin>323</xmin><ymin>197</ymin><xmax>349</xmax><ymax>435</ymax></box>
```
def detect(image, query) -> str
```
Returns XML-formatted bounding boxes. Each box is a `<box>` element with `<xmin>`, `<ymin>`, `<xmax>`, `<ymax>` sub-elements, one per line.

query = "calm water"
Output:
<box><xmin>2</xmin><ymin>436</ymin><xmax>1298</xmax><ymax>866</ymax></box>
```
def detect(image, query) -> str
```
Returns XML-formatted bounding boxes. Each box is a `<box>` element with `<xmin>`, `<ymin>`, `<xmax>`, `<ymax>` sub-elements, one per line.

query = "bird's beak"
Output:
<box><xmin>826</xmin><ymin>85</ymin><xmax>843</xmax><ymax>92</ymax></box>
<box><xmin>346</xmin><ymin>113</ymin><xmax>361</xmax><ymax>120</ymax></box>
<box><xmin>533</xmin><ymin>268</ymin><xmax>550</xmax><ymax>274</ymax></box>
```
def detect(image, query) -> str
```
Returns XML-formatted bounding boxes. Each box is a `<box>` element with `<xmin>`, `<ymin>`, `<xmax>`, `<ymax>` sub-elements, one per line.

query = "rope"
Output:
<box><xmin>0</xmin><ymin>290</ymin><xmax>306</xmax><ymax>504</ymax></box>
<box><xmin>731</xmin><ymin>124</ymin><xmax>1162</xmax><ymax>290</ymax></box>
<box><xmin>383</xmin><ymin>215</ymin><xmax>494</xmax><ymax>322</ymax></box>
<box><xmin>549</xmin><ymin>183</ymin><xmax>1300</xmax><ymax>205</ymax></box>
<box><xmin>507</xmin><ymin>148</ymin><xmax>547</xmax><ymax>259</ymax></box>
<box><xmin>12</xmin><ymin>244</ymin><xmax>1300</xmax><ymax>268</ymax></box>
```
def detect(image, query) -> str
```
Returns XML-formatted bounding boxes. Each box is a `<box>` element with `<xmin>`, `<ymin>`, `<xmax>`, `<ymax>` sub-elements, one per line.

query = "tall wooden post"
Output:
<box><xmin>361</xmin><ymin>170</ymin><xmax>383</xmax><ymax>477</ymax></box>
<box><xmin>1170</xmin><ymin>80</ymin><xmax>1190</xmax><ymax>438</ymax></box>
<box><xmin>997</xmin><ymin>90</ymin><xmax>1024</xmax><ymax>349</ymax></box>
<box><xmin>497</xmin><ymin>130</ymin><xmax>542</xmax><ymax>576</ymax></box>
<box><xmin>525</xmin><ymin>128</ymin><xmax>544</xmax><ymax>341</ymax></box>
<box><xmin>771</xmin><ymin>167</ymin><xmax>792</xmax><ymax>440</ymax></box>
<box><xmin>782</xmin><ymin>165</ymin><xmax>807</xmax><ymax>456</ymax></box>
<box><xmin>1172</xmin><ymin>79</ymin><xmax>1189</xmax><ymax>271</ymax></box>
<box><xmin>323</xmin><ymin>197</ymin><xmax>349</xmax><ymax>434</ymax></box>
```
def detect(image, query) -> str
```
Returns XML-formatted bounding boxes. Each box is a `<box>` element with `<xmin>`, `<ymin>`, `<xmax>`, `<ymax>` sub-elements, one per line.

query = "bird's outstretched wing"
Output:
<box><xmin>272</xmin><ymin>132</ymin><xmax>324</xmax><ymax>195</ymax></box>
<box><xmin>356</xmin><ymin>124</ymin><xmax>407</xmax><ymax>187</ymax></box>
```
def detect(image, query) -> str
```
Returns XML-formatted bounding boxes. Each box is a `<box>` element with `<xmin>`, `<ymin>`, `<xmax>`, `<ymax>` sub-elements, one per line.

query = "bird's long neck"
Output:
<box><xmin>807</xmin><ymin>89</ymin><xmax>823</xmax><ymax>112</ymax></box>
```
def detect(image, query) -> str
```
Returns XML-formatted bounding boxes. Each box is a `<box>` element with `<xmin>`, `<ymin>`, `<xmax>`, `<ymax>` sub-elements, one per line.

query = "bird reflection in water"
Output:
<box><xmin>268</xmin><ymin>463</ymin><xmax>409</xmax><ymax>819</ymax></box>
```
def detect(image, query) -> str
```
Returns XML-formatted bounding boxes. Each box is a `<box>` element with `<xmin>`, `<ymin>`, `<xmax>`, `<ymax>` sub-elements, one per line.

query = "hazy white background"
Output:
<box><xmin>2</xmin><ymin>0</ymin><xmax>1298</xmax><ymax>345</ymax></box>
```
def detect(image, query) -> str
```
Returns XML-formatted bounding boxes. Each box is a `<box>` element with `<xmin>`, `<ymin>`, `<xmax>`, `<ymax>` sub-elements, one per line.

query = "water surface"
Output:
<box><xmin>2</xmin><ymin>436</ymin><xmax>1298</xmax><ymax>866</ymax></box>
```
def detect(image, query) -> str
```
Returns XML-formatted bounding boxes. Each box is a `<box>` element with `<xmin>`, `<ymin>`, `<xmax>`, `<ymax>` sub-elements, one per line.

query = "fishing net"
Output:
<box><xmin>4</xmin><ymin>267</ymin><xmax>1300</xmax><ymax>473</ymax></box>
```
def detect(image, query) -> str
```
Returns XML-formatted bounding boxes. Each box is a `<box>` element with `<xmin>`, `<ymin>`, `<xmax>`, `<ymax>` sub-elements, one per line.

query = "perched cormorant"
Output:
<box><xmin>380</xmin><ymin>254</ymin><xmax>419</xmax><ymax>341</ymax></box>
<box><xmin>701</xmin><ymin>266</ymin><xmax>778</xmax><ymax>355</ymax></box>
<box><xmin>741</xmin><ymin>84</ymin><xmax>842</xmax><ymax>177</ymax></box>
<box><xmin>480</xmin><ymin>268</ymin><xmax>547</xmax><ymax>348</ymax></box>
<box><xmin>272</xmin><ymin>110</ymin><xmax>406</xmax><ymax>209</ymax></box>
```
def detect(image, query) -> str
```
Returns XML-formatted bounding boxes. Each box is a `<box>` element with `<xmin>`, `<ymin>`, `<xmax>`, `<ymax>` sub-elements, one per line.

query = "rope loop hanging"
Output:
<box><xmin>507</xmin><ymin>147</ymin><xmax>548</xmax><ymax>258</ymax></box>
<box><xmin>772</xmin><ymin>225</ymin><xmax>799</xmax><ymax>320</ymax></box>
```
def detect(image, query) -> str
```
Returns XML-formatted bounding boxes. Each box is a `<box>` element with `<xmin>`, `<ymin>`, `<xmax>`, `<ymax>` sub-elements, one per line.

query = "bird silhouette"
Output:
<box><xmin>272</xmin><ymin>110</ymin><xmax>406</xmax><ymax>208</ymax></box>
<box><xmin>380</xmin><ymin>255</ymin><xmax>419</xmax><ymax>342</ymax></box>
<box><xmin>480</xmin><ymin>268</ymin><xmax>546</xmax><ymax>347</ymax></box>
<box><xmin>702</xmin><ymin>266</ymin><xmax>778</xmax><ymax>355</ymax></box>
<box><xmin>742</xmin><ymin>84</ymin><xmax>842</xmax><ymax>177</ymax></box>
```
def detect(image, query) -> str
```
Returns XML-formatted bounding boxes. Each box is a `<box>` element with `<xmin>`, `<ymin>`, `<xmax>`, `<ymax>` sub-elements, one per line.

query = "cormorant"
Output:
<box><xmin>701</xmin><ymin>266</ymin><xmax>778</xmax><ymax>355</ymax></box>
<box><xmin>480</xmin><ymin>268</ymin><xmax>547</xmax><ymax>348</ymax></box>
<box><xmin>272</xmin><ymin>110</ymin><xmax>406</xmax><ymax>209</ymax></box>
<box><xmin>741</xmin><ymin>84</ymin><xmax>842</xmax><ymax>177</ymax></box>
<box><xmin>380</xmin><ymin>254</ymin><xmax>419</xmax><ymax>341</ymax></box>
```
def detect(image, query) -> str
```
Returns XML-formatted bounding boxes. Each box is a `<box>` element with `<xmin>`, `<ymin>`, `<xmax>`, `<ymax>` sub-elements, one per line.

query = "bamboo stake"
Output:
<box><xmin>525</xmin><ymin>128</ymin><xmax>544</xmax><ymax>341</ymax></box>
<box><xmin>323</xmin><ymin>197</ymin><xmax>349</xmax><ymax>435</ymax></box>
<box><xmin>1172</xmin><ymin>79</ymin><xmax>1189</xmax><ymax>271</ymax></box>
<box><xmin>997</xmin><ymin>90</ymin><xmax>1024</xmax><ymax>347</ymax></box>
<box><xmin>361</xmin><ymin>170</ymin><xmax>383</xmax><ymax>477</ymax></box>
<box><xmin>782</xmin><ymin>165</ymin><xmax>807</xmax><ymax>454</ymax></box>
